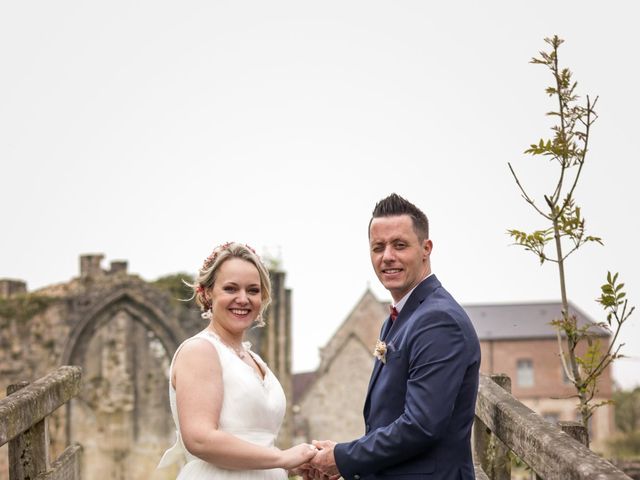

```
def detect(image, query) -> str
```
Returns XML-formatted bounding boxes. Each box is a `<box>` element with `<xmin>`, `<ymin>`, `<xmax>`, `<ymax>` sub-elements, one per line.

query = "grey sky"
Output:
<box><xmin>1</xmin><ymin>1</ymin><xmax>638</xmax><ymax>389</ymax></box>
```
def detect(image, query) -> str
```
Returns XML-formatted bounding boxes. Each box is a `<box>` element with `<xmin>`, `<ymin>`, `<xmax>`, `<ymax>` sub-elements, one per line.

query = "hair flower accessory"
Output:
<box><xmin>199</xmin><ymin>241</ymin><xmax>267</xmax><ymax>273</ymax></box>
<box><xmin>374</xmin><ymin>340</ymin><xmax>387</xmax><ymax>364</ymax></box>
<box><xmin>201</xmin><ymin>242</ymin><xmax>233</xmax><ymax>271</ymax></box>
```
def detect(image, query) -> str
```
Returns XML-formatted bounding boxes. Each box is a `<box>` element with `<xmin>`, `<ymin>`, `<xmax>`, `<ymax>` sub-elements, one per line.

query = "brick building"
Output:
<box><xmin>467</xmin><ymin>302</ymin><xmax>614</xmax><ymax>448</ymax></box>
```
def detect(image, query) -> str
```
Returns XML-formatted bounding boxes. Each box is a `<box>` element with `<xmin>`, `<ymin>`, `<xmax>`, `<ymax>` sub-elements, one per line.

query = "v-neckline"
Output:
<box><xmin>202</xmin><ymin>330</ymin><xmax>267</xmax><ymax>383</ymax></box>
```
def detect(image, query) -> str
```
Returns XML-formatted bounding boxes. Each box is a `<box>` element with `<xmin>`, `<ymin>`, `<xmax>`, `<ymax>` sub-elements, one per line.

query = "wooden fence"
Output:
<box><xmin>0</xmin><ymin>366</ymin><xmax>82</xmax><ymax>480</ymax></box>
<box><xmin>474</xmin><ymin>373</ymin><xmax>632</xmax><ymax>480</ymax></box>
<box><xmin>1</xmin><ymin>368</ymin><xmax>634</xmax><ymax>479</ymax></box>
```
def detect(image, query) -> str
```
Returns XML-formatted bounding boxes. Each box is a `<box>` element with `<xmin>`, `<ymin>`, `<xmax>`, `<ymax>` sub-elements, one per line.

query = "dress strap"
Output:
<box><xmin>168</xmin><ymin>333</ymin><xmax>226</xmax><ymax>389</ymax></box>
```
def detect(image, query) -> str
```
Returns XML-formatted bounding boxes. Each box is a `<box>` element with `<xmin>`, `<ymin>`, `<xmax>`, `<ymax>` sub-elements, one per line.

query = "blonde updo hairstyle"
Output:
<box><xmin>189</xmin><ymin>242</ymin><xmax>271</xmax><ymax>326</ymax></box>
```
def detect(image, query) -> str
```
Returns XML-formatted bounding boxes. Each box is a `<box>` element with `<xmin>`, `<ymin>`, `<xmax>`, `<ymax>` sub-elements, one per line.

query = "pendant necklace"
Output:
<box><xmin>206</xmin><ymin>328</ymin><xmax>248</xmax><ymax>359</ymax></box>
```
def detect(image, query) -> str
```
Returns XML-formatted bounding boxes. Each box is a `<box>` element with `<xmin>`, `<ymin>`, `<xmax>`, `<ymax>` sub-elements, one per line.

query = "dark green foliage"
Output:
<box><xmin>151</xmin><ymin>273</ymin><xmax>195</xmax><ymax>307</ymax></box>
<box><xmin>608</xmin><ymin>431</ymin><xmax>640</xmax><ymax>459</ymax></box>
<box><xmin>613</xmin><ymin>388</ymin><xmax>640</xmax><ymax>434</ymax></box>
<box><xmin>0</xmin><ymin>294</ymin><xmax>54</xmax><ymax>324</ymax></box>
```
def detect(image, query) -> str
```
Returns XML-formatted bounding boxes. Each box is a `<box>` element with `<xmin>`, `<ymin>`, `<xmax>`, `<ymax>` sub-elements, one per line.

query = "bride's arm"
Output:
<box><xmin>173</xmin><ymin>339</ymin><xmax>316</xmax><ymax>470</ymax></box>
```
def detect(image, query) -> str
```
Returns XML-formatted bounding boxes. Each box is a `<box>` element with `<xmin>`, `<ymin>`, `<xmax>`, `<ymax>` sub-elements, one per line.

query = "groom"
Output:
<box><xmin>310</xmin><ymin>193</ymin><xmax>480</xmax><ymax>480</ymax></box>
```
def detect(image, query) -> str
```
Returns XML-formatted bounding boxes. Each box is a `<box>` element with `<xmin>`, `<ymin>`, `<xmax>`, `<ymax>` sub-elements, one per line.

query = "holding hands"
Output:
<box><xmin>280</xmin><ymin>443</ymin><xmax>319</xmax><ymax>471</ymax></box>
<box><xmin>291</xmin><ymin>439</ymin><xmax>340</xmax><ymax>480</ymax></box>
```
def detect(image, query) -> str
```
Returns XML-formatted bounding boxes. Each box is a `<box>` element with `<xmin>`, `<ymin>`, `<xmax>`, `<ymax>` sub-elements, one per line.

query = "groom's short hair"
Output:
<box><xmin>369</xmin><ymin>193</ymin><xmax>429</xmax><ymax>240</ymax></box>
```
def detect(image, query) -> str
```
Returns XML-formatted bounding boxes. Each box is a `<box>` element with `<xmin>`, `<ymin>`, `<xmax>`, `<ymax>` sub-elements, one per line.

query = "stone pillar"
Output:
<box><xmin>79</xmin><ymin>254</ymin><xmax>104</xmax><ymax>279</ymax></box>
<box><xmin>247</xmin><ymin>269</ymin><xmax>292</xmax><ymax>448</ymax></box>
<box><xmin>109</xmin><ymin>261</ymin><xmax>128</xmax><ymax>275</ymax></box>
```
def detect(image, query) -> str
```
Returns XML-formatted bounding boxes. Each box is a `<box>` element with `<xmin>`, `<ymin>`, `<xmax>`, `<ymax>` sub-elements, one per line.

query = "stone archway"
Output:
<box><xmin>62</xmin><ymin>289</ymin><xmax>183</xmax><ymax>366</ymax></box>
<box><xmin>61</xmin><ymin>288</ymin><xmax>186</xmax><ymax>480</ymax></box>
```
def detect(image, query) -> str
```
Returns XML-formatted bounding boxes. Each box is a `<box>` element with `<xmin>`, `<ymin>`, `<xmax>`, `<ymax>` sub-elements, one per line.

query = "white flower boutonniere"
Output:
<box><xmin>374</xmin><ymin>340</ymin><xmax>387</xmax><ymax>364</ymax></box>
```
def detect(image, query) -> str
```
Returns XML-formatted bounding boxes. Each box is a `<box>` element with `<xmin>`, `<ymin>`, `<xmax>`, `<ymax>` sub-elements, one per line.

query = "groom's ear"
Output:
<box><xmin>422</xmin><ymin>239</ymin><xmax>433</xmax><ymax>259</ymax></box>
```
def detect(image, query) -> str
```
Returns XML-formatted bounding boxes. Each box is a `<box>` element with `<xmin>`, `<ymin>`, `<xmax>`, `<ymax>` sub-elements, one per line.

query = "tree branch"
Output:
<box><xmin>508</xmin><ymin>163</ymin><xmax>551</xmax><ymax>219</ymax></box>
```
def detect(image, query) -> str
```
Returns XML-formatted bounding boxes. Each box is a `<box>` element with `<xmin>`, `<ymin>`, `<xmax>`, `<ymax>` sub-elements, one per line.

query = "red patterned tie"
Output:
<box><xmin>390</xmin><ymin>306</ymin><xmax>399</xmax><ymax>322</ymax></box>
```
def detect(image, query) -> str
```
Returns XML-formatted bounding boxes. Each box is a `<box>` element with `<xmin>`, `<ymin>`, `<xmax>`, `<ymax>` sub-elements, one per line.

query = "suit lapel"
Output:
<box><xmin>363</xmin><ymin>316</ymin><xmax>392</xmax><ymax>418</ymax></box>
<box><xmin>362</xmin><ymin>275</ymin><xmax>442</xmax><ymax>419</ymax></box>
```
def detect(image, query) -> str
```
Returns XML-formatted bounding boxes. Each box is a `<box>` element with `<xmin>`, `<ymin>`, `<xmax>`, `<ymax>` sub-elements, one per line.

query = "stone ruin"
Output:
<box><xmin>0</xmin><ymin>254</ymin><xmax>292</xmax><ymax>480</ymax></box>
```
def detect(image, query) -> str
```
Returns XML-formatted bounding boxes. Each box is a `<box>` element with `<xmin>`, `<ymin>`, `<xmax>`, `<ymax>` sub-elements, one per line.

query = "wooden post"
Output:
<box><xmin>474</xmin><ymin>374</ymin><xmax>511</xmax><ymax>480</ymax></box>
<box><xmin>475</xmin><ymin>374</ymin><xmax>631</xmax><ymax>480</ymax></box>
<box><xmin>559</xmin><ymin>421</ymin><xmax>589</xmax><ymax>447</ymax></box>
<box><xmin>7</xmin><ymin>381</ymin><xmax>50</xmax><ymax>480</ymax></box>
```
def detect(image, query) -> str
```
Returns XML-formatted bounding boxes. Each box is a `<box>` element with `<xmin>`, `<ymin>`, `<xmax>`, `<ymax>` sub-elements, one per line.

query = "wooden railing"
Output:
<box><xmin>473</xmin><ymin>373</ymin><xmax>631</xmax><ymax>480</ymax></box>
<box><xmin>1</xmin><ymin>368</ymin><xmax>632</xmax><ymax>479</ymax></box>
<box><xmin>0</xmin><ymin>366</ymin><xmax>83</xmax><ymax>480</ymax></box>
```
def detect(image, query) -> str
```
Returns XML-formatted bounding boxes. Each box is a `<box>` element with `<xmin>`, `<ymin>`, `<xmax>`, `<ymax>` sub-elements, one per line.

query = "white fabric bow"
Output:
<box><xmin>157</xmin><ymin>431</ymin><xmax>187</xmax><ymax>469</ymax></box>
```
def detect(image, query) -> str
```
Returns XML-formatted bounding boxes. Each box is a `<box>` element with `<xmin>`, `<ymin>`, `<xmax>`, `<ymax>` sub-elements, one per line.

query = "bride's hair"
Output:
<box><xmin>184</xmin><ymin>242</ymin><xmax>272</xmax><ymax>323</ymax></box>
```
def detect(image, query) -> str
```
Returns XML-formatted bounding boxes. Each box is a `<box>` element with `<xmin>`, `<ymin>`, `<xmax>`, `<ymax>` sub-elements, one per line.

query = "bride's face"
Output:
<box><xmin>208</xmin><ymin>258</ymin><xmax>262</xmax><ymax>335</ymax></box>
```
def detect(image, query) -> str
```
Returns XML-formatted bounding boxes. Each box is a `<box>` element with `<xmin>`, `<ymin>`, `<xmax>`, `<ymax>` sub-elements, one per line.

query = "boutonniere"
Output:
<box><xmin>374</xmin><ymin>340</ymin><xmax>387</xmax><ymax>364</ymax></box>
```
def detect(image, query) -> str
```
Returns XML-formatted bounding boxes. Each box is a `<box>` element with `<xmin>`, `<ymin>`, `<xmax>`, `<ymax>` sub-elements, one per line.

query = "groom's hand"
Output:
<box><xmin>310</xmin><ymin>440</ymin><xmax>339</xmax><ymax>478</ymax></box>
<box><xmin>290</xmin><ymin>463</ymin><xmax>317</xmax><ymax>480</ymax></box>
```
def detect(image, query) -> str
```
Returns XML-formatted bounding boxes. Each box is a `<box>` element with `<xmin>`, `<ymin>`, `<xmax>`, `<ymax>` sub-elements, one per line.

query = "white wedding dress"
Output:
<box><xmin>158</xmin><ymin>331</ymin><xmax>288</xmax><ymax>480</ymax></box>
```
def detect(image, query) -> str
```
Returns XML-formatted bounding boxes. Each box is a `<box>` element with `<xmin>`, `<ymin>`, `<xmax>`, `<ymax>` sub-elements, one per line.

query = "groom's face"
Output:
<box><xmin>369</xmin><ymin>214</ymin><xmax>432</xmax><ymax>303</ymax></box>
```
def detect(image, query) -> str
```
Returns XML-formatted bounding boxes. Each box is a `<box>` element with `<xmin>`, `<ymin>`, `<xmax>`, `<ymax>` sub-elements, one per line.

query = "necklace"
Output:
<box><xmin>205</xmin><ymin>329</ymin><xmax>248</xmax><ymax>359</ymax></box>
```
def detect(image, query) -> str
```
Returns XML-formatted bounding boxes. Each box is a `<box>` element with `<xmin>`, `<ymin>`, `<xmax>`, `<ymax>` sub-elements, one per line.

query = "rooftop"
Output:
<box><xmin>463</xmin><ymin>301</ymin><xmax>610</xmax><ymax>340</ymax></box>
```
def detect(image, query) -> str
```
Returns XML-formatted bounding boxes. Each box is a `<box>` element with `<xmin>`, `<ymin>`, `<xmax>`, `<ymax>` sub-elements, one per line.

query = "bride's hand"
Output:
<box><xmin>278</xmin><ymin>443</ymin><xmax>318</xmax><ymax>470</ymax></box>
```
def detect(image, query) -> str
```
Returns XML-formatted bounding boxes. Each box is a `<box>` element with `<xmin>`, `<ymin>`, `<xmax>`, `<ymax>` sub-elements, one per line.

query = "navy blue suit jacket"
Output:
<box><xmin>334</xmin><ymin>275</ymin><xmax>480</xmax><ymax>480</ymax></box>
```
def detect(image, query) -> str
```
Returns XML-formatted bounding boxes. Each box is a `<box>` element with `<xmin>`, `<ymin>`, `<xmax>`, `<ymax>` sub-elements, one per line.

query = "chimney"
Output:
<box><xmin>80</xmin><ymin>254</ymin><xmax>104</xmax><ymax>279</ymax></box>
<box><xmin>0</xmin><ymin>279</ymin><xmax>27</xmax><ymax>299</ymax></box>
<box><xmin>109</xmin><ymin>260</ymin><xmax>128</xmax><ymax>275</ymax></box>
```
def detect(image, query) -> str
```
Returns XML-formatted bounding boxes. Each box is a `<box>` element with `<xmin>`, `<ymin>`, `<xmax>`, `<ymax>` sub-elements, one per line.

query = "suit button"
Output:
<box><xmin>354</xmin><ymin>476</ymin><xmax>360</xmax><ymax>480</ymax></box>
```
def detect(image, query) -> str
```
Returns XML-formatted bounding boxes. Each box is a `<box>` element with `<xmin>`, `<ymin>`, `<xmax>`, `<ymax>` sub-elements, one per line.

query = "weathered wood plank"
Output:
<box><xmin>0</xmin><ymin>366</ymin><xmax>82</xmax><ymax>447</ymax></box>
<box><xmin>474</xmin><ymin>415</ymin><xmax>511</xmax><ymax>480</ymax></box>
<box><xmin>489</xmin><ymin>375</ymin><xmax>511</xmax><ymax>480</ymax></box>
<box><xmin>476</xmin><ymin>374</ymin><xmax>631</xmax><ymax>480</ymax></box>
<box><xmin>474</xmin><ymin>375</ymin><xmax>511</xmax><ymax>480</ymax></box>
<box><xmin>475</xmin><ymin>463</ymin><xmax>490</xmax><ymax>480</ymax></box>
<box><xmin>9</xmin><ymin>418</ymin><xmax>49</xmax><ymax>480</ymax></box>
<box><xmin>559</xmin><ymin>421</ymin><xmax>589</xmax><ymax>447</ymax></box>
<box><xmin>35</xmin><ymin>443</ymin><xmax>83</xmax><ymax>480</ymax></box>
<box><xmin>8</xmin><ymin>382</ymin><xmax>49</xmax><ymax>480</ymax></box>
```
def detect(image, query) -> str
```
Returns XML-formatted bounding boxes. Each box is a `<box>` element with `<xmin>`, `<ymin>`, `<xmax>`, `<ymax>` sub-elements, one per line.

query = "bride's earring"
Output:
<box><xmin>202</xmin><ymin>297</ymin><xmax>213</xmax><ymax>320</ymax></box>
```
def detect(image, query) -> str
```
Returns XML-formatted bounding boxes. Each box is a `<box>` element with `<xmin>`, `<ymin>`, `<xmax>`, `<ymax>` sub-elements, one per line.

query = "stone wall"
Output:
<box><xmin>299</xmin><ymin>335</ymin><xmax>374</xmax><ymax>442</ymax></box>
<box><xmin>296</xmin><ymin>290</ymin><xmax>387</xmax><ymax>443</ymax></box>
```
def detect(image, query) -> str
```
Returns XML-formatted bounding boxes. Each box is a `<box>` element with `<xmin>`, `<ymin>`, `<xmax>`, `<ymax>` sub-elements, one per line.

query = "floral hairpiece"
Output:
<box><xmin>201</xmin><ymin>242</ymin><xmax>233</xmax><ymax>271</ymax></box>
<box><xmin>199</xmin><ymin>242</ymin><xmax>266</xmax><ymax>274</ymax></box>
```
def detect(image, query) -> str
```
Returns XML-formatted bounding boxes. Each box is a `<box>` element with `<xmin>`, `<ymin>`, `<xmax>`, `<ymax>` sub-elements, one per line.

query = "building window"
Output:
<box><xmin>517</xmin><ymin>359</ymin><xmax>534</xmax><ymax>387</ymax></box>
<box><xmin>543</xmin><ymin>412</ymin><xmax>560</xmax><ymax>424</ymax></box>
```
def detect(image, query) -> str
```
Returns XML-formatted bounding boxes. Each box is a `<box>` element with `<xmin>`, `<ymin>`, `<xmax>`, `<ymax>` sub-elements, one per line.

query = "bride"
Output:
<box><xmin>158</xmin><ymin>242</ymin><xmax>317</xmax><ymax>479</ymax></box>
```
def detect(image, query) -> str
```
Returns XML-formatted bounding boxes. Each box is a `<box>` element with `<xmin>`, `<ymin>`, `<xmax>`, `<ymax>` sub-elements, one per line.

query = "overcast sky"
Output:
<box><xmin>1</xmin><ymin>1</ymin><xmax>638</xmax><ymax>389</ymax></box>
